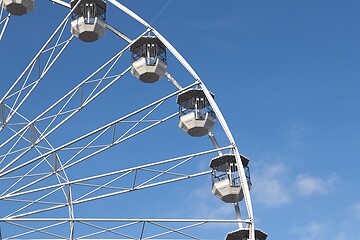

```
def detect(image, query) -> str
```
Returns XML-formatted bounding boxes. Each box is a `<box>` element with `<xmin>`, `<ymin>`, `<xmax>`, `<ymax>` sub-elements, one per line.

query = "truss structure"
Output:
<box><xmin>0</xmin><ymin>0</ymin><xmax>259</xmax><ymax>239</ymax></box>
<box><xmin>0</xmin><ymin>4</ymin><xmax>10</xmax><ymax>41</ymax></box>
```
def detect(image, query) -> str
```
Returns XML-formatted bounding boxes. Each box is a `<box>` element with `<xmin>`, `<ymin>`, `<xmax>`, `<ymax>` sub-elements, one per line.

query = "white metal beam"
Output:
<box><xmin>0</xmin><ymin>1</ymin><xmax>80</xmax><ymax>131</ymax></box>
<box><xmin>1</xmin><ymin>146</ymin><xmax>231</xmax><ymax>200</ymax></box>
<box><xmin>1</xmin><ymin>218</ymin><xmax>250</xmax><ymax>223</ymax></box>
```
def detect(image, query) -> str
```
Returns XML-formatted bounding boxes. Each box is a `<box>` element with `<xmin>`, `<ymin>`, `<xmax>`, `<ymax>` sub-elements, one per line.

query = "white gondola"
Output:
<box><xmin>225</xmin><ymin>228</ymin><xmax>268</xmax><ymax>240</ymax></box>
<box><xmin>210</xmin><ymin>154</ymin><xmax>251</xmax><ymax>203</ymax></box>
<box><xmin>70</xmin><ymin>0</ymin><xmax>106</xmax><ymax>42</ymax></box>
<box><xmin>0</xmin><ymin>1</ymin><xmax>266</xmax><ymax>239</ymax></box>
<box><xmin>1</xmin><ymin>0</ymin><xmax>34</xmax><ymax>16</ymax></box>
<box><xmin>130</xmin><ymin>36</ymin><xmax>167</xmax><ymax>83</ymax></box>
<box><xmin>177</xmin><ymin>89</ymin><xmax>216</xmax><ymax>137</ymax></box>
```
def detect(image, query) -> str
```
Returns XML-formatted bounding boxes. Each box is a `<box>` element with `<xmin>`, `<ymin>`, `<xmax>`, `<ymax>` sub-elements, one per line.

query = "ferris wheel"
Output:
<box><xmin>0</xmin><ymin>0</ymin><xmax>267</xmax><ymax>239</ymax></box>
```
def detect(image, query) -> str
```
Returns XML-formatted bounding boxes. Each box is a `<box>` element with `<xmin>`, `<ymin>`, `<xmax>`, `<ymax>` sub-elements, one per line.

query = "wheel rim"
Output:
<box><xmin>0</xmin><ymin>1</ymin><xmax>259</xmax><ymax>239</ymax></box>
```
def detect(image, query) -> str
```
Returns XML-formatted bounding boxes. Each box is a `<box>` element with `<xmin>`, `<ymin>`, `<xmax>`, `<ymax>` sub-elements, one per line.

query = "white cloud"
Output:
<box><xmin>289</xmin><ymin>124</ymin><xmax>306</xmax><ymax>150</ymax></box>
<box><xmin>295</xmin><ymin>174</ymin><xmax>337</xmax><ymax>196</ymax></box>
<box><xmin>292</xmin><ymin>221</ymin><xmax>327</xmax><ymax>240</ymax></box>
<box><xmin>332</xmin><ymin>205</ymin><xmax>360</xmax><ymax>239</ymax></box>
<box><xmin>252</xmin><ymin>163</ymin><xmax>291</xmax><ymax>207</ymax></box>
<box><xmin>353</xmin><ymin>202</ymin><xmax>360</xmax><ymax>218</ymax></box>
<box><xmin>190</xmin><ymin>186</ymin><xmax>234</xmax><ymax>218</ymax></box>
<box><xmin>335</xmin><ymin>232</ymin><xmax>352</xmax><ymax>240</ymax></box>
<box><xmin>250</xmin><ymin>161</ymin><xmax>338</xmax><ymax>207</ymax></box>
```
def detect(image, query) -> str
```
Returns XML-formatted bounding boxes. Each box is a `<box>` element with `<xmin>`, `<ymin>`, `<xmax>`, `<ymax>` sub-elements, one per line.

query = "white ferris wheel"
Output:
<box><xmin>0</xmin><ymin>1</ymin><xmax>267</xmax><ymax>239</ymax></box>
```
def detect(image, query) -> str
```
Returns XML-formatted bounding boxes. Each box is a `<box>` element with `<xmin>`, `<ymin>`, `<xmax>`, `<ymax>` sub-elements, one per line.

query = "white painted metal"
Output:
<box><xmin>71</xmin><ymin>16</ymin><xmax>106</xmax><ymax>42</ymax></box>
<box><xmin>177</xmin><ymin>89</ymin><xmax>217</xmax><ymax>136</ymax></box>
<box><xmin>0</xmin><ymin>30</ymin><xmax>151</xmax><ymax>185</ymax></box>
<box><xmin>0</xmin><ymin>48</ymin><xmax>130</xmax><ymax>149</ymax></box>
<box><xmin>106</xmin><ymin>23</ymin><xmax>131</xmax><ymax>43</ymax></box>
<box><xmin>179</xmin><ymin>112</ymin><xmax>216</xmax><ymax>137</ymax></box>
<box><xmin>107</xmin><ymin>0</ymin><xmax>150</xmax><ymax>28</ymax></box>
<box><xmin>70</xmin><ymin>0</ymin><xmax>107</xmax><ymax>42</ymax></box>
<box><xmin>0</xmin><ymin>218</ymin><xmax>251</xmax><ymax>240</ymax></box>
<box><xmin>0</xmin><ymin>3</ymin><xmax>82</xmax><ymax>238</ymax></box>
<box><xmin>0</xmin><ymin>82</ymin><xmax>198</xmax><ymax>177</ymax></box>
<box><xmin>106</xmin><ymin>1</ymin><xmax>256</xmax><ymax>237</ymax></box>
<box><xmin>0</xmin><ymin>1</ymin><xmax>261</xmax><ymax>239</ymax></box>
<box><xmin>0</xmin><ymin>12</ymin><xmax>10</xmax><ymax>41</ymax></box>
<box><xmin>165</xmin><ymin>71</ymin><xmax>183</xmax><ymax>90</ymax></box>
<box><xmin>130</xmin><ymin>36</ymin><xmax>168</xmax><ymax>83</ymax></box>
<box><xmin>50</xmin><ymin>0</ymin><xmax>132</xmax><ymax>44</ymax></box>
<box><xmin>0</xmin><ymin>100</ymin><xmax>76</xmax><ymax>236</ymax></box>
<box><xmin>131</xmin><ymin>57</ymin><xmax>167</xmax><ymax>83</ymax></box>
<box><xmin>234</xmin><ymin>202</ymin><xmax>243</xmax><ymax>229</ymax></box>
<box><xmin>0</xmin><ymin>218</ymin><xmax>250</xmax><ymax>223</ymax></box>
<box><xmin>49</xmin><ymin>0</ymin><xmax>70</xmax><ymax>8</ymax></box>
<box><xmin>212</xmin><ymin>178</ymin><xmax>244</xmax><ymax>203</ymax></box>
<box><xmin>1</xmin><ymin>146</ymin><xmax>231</xmax><ymax>201</ymax></box>
<box><xmin>1</xmin><ymin>0</ymin><xmax>34</xmax><ymax>16</ymax></box>
<box><xmin>0</xmin><ymin>1</ymin><xmax>80</xmax><ymax>131</ymax></box>
<box><xmin>210</xmin><ymin>154</ymin><xmax>251</xmax><ymax>203</ymax></box>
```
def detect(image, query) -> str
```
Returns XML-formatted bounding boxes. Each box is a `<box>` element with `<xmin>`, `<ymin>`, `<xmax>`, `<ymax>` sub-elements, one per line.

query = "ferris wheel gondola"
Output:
<box><xmin>0</xmin><ymin>1</ymin><xmax>266</xmax><ymax>239</ymax></box>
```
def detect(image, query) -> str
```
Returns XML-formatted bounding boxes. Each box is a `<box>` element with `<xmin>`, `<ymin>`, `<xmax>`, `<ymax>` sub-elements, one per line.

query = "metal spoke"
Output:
<box><xmin>1</xmin><ymin>218</ymin><xmax>248</xmax><ymax>239</ymax></box>
<box><xmin>4</xmin><ymin>221</ymin><xmax>67</xmax><ymax>239</ymax></box>
<box><xmin>0</xmin><ymin>12</ymin><xmax>10</xmax><ymax>41</ymax></box>
<box><xmin>0</xmin><ymin>1</ymin><xmax>261</xmax><ymax>239</ymax></box>
<box><xmin>0</xmin><ymin>82</ymin><xmax>197</xmax><ymax>177</ymax></box>
<box><xmin>1</xmin><ymin>146</ymin><xmax>230</xmax><ymax>201</ymax></box>
<box><xmin>146</xmin><ymin>221</ymin><xmax>203</xmax><ymax>239</ymax></box>
<box><xmin>0</xmin><ymin>1</ymin><xmax>81</xmax><ymax>131</ymax></box>
<box><xmin>77</xmin><ymin>221</ymin><xmax>138</xmax><ymax>239</ymax></box>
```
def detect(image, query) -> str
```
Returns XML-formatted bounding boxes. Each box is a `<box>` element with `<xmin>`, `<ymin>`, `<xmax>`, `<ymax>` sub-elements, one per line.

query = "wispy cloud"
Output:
<box><xmin>335</xmin><ymin>232</ymin><xmax>354</xmax><ymax>240</ymax></box>
<box><xmin>331</xmin><ymin>204</ymin><xmax>360</xmax><ymax>239</ymax></box>
<box><xmin>187</xmin><ymin>185</ymin><xmax>234</xmax><ymax>219</ymax></box>
<box><xmin>252</xmin><ymin>163</ymin><xmax>291</xmax><ymax>207</ymax></box>
<box><xmin>150</xmin><ymin>0</ymin><xmax>173</xmax><ymax>25</ymax></box>
<box><xmin>295</xmin><ymin>173</ymin><xmax>337</xmax><ymax>196</ymax></box>
<box><xmin>291</xmin><ymin>214</ymin><xmax>360</xmax><ymax>240</ymax></box>
<box><xmin>353</xmin><ymin>202</ymin><xmax>360</xmax><ymax>218</ymax></box>
<box><xmin>251</xmin><ymin>159</ymin><xmax>339</xmax><ymax>208</ymax></box>
<box><xmin>289</xmin><ymin>123</ymin><xmax>306</xmax><ymax>150</ymax></box>
<box><xmin>292</xmin><ymin>221</ymin><xmax>327</xmax><ymax>240</ymax></box>
<box><xmin>191</xmin><ymin>16</ymin><xmax>241</xmax><ymax>31</ymax></box>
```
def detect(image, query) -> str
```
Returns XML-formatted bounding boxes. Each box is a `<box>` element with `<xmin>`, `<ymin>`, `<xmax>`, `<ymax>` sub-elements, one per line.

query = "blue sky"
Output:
<box><xmin>1</xmin><ymin>0</ymin><xmax>360</xmax><ymax>239</ymax></box>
